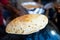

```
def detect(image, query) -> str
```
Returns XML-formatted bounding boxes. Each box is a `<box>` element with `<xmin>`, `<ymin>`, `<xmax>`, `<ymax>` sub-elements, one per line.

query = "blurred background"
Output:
<box><xmin>0</xmin><ymin>0</ymin><xmax>60</xmax><ymax>40</ymax></box>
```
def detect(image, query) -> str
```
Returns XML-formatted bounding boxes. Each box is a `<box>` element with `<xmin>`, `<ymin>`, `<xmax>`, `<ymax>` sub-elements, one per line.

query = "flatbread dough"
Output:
<box><xmin>6</xmin><ymin>14</ymin><xmax>48</xmax><ymax>35</ymax></box>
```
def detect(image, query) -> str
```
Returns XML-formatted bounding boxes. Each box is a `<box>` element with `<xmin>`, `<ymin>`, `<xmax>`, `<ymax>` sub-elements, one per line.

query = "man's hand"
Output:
<box><xmin>54</xmin><ymin>3</ymin><xmax>60</xmax><ymax>13</ymax></box>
